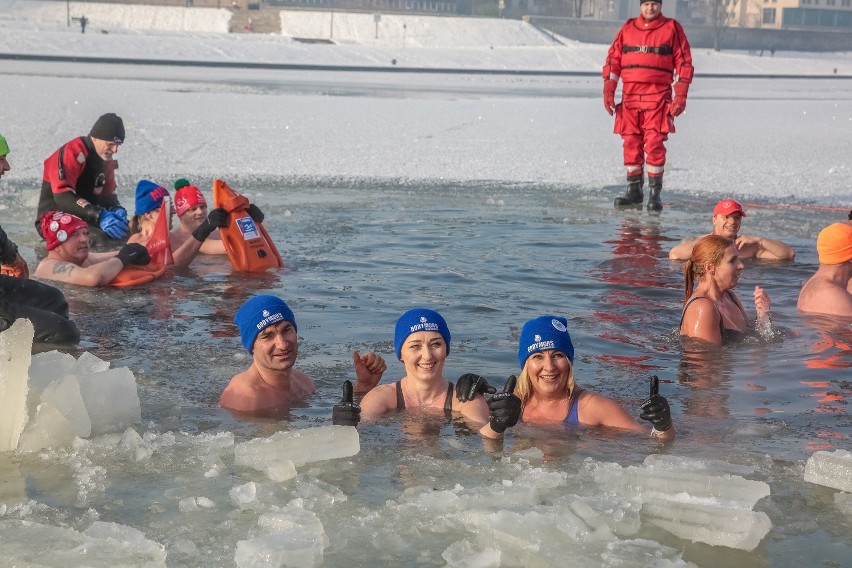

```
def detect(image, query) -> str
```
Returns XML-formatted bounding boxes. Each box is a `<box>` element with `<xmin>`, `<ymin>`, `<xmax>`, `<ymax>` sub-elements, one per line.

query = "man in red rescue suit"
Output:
<box><xmin>36</xmin><ymin>113</ymin><xmax>131</xmax><ymax>248</ymax></box>
<box><xmin>603</xmin><ymin>0</ymin><xmax>693</xmax><ymax>212</ymax></box>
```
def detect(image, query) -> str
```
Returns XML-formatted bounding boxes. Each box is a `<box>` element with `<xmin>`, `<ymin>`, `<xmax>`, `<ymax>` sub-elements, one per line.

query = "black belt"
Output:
<box><xmin>623</xmin><ymin>45</ymin><xmax>673</xmax><ymax>55</ymax></box>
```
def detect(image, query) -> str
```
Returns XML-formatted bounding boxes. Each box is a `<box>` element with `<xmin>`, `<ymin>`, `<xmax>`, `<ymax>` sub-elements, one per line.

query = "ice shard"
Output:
<box><xmin>234</xmin><ymin>425</ymin><xmax>360</xmax><ymax>472</ymax></box>
<box><xmin>0</xmin><ymin>319</ymin><xmax>33</xmax><ymax>452</ymax></box>
<box><xmin>804</xmin><ymin>449</ymin><xmax>852</xmax><ymax>493</ymax></box>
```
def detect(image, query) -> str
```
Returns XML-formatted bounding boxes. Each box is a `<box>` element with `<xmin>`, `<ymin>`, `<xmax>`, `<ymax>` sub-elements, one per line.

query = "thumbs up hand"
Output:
<box><xmin>639</xmin><ymin>375</ymin><xmax>672</xmax><ymax>433</ymax></box>
<box><xmin>487</xmin><ymin>375</ymin><xmax>522</xmax><ymax>434</ymax></box>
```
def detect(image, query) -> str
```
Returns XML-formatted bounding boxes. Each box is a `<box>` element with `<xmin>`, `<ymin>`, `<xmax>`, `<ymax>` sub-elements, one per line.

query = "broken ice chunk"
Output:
<box><xmin>76</xmin><ymin>367</ymin><xmax>142</xmax><ymax>436</ymax></box>
<box><xmin>0</xmin><ymin>319</ymin><xmax>33</xmax><ymax>452</ymax></box>
<box><xmin>804</xmin><ymin>449</ymin><xmax>852</xmax><ymax>493</ymax></box>
<box><xmin>234</xmin><ymin>425</ymin><xmax>359</xmax><ymax>471</ymax></box>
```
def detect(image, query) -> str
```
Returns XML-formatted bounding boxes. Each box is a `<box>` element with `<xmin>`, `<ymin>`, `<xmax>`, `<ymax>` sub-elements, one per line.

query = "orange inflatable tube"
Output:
<box><xmin>110</xmin><ymin>200</ymin><xmax>171</xmax><ymax>287</ymax></box>
<box><xmin>212</xmin><ymin>179</ymin><xmax>284</xmax><ymax>272</ymax></box>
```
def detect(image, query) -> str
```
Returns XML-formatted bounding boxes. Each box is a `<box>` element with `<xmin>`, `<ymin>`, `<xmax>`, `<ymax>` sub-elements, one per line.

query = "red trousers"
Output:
<box><xmin>614</xmin><ymin>93</ymin><xmax>674</xmax><ymax>177</ymax></box>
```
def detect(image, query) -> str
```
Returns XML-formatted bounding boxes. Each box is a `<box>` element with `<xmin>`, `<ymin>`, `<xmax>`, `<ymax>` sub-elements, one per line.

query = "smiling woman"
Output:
<box><xmin>680</xmin><ymin>235</ymin><xmax>772</xmax><ymax>345</ymax></box>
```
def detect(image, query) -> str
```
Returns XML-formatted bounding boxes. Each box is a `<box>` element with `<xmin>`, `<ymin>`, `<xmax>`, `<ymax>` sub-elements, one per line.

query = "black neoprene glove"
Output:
<box><xmin>488</xmin><ymin>375</ymin><xmax>521</xmax><ymax>434</ymax></box>
<box><xmin>247</xmin><ymin>203</ymin><xmax>265</xmax><ymax>224</ymax></box>
<box><xmin>639</xmin><ymin>375</ymin><xmax>673</xmax><ymax>432</ymax></box>
<box><xmin>455</xmin><ymin>373</ymin><xmax>497</xmax><ymax>403</ymax></box>
<box><xmin>0</xmin><ymin>226</ymin><xmax>19</xmax><ymax>264</ymax></box>
<box><xmin>116</xmin><ymin>243</ymin><xmax>151</xmax><ymax>267</ymax></box>
<box><xmin>192</xmin><ymin>208</ymin><xmax>229</xmax><ymax>242</ymax></box>
<box><xmin>332</xmin><ymin>380</ymin><xmax>361</xmax><ymax>427</ymax></box>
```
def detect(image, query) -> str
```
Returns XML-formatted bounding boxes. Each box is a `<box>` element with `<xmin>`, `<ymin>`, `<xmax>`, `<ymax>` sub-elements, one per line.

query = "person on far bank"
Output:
<box><xmin>680</xmin><ymin>235</ymin><xmax>772</xmax><ymax>346</ymax></box>
<box><xmin>603</xmin><ymin>0</ymin><xmax>693</xmax><ymax>212</ymax></box>
<box><xmin>220</xmin><ymin>295</ymin><xmax>387</xmax><ymax>415</ymax></box>
<box><xmin>668</xmin><ymin>199</ymin><xmax>795</xmax><ymax>261</ymax></box>
<box><xmin>797</xmin><ymin>223</ymin><xmax>852</xmax><ymax>317</ymax></box>
<box><xmin>34</xmin><ymin>212</ymin><xmax>150</xmax><ymax>287</ymax></box>
<box><xmin>0</xmin><ymin>134</ymin><xmax>79</xmax><ymax>346</ymax></box>
<box><xmin>36</xmin><ymin>113</ymin><xmax>131</xmax><ymax>247</ymax></box>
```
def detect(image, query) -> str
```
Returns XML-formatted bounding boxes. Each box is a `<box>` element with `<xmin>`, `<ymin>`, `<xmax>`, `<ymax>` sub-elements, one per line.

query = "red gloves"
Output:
<box><xmin>670</xmin><ymin>82</ymin><xmax>689</xmax><ymax>117</ymax></box>
<box><xmin>603</xmin><ymin>79</ymin><xmax>617</xmax><ymax>115</ymax></box>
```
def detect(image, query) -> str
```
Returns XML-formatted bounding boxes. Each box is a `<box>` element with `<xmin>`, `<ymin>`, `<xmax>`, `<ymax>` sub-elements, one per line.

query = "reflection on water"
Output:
<box><xmin>0</xmin><ymin>180</ymin><xmax>850</xmax><ymax>567</ymax></box>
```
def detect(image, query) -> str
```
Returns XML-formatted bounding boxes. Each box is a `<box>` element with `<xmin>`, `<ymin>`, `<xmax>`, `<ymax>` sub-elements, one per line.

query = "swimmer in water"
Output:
<box><xmin>34</xmin><ymin>211</ymin><xmax>151</xmax><ymax>287</ymax></box>
<box><xmin>797</xmin><ymin>222</ymin><xmax>852</xmax><ymax>317</ymax></box>
<box><xmin>336</xmin><ymin>308</ymin><xmax>521</xmax><ymax>439</ymax></box>
<box><xmin>669</xmin><ymin>199</ymin><xmax>795</xmax><ymax>261</ymax></box>
<box><xmin>220</xmin><ymin>295</ymin><xmax>387</xmax><ymax>415</ymax></box>
<box><xmin>127</xmin><ymin>180</ymin><xmax>228</xmax><ymax>267</ymax></box>
<box><xmin>680</xmin><ymin>235</ymin><xmax>771</xmax><ymax>346</ymax></box>
<box><xmin>456</xmin><ymin>315</ymin><xmax>675</xmax><ymax>439</ymax></box>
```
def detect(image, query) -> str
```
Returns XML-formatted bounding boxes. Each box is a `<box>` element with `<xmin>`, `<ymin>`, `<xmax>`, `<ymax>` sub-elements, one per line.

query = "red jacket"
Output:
<box><xmin>37</xmin><ymin>136</ymin><xmax>120</xmax><ymax>228</ymax></box>
<box><xmin>603</xmin><ymin>15</ymin><xmax>693</xmax><ymax>96</ymax></box>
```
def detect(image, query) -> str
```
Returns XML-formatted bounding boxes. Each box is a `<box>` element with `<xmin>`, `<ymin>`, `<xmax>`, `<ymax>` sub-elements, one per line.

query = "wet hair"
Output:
<box><xmin>683</xmin><ymin>235</ymin><xmax>734</xmax><ymax>304</ymax></box>
<box><xmin>129</xmin><ymin>215</ymin><xmax>146</xmax><ymax>235</ymax></box>
<box><xmin>514</xmin><ymin>358</ymin><xmax>576</xmax><ymax>409</ymax></box>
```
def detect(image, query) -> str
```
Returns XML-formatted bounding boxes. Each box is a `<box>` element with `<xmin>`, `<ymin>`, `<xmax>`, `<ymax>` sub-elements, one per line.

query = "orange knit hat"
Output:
<box><xmin>816</xmin><ymin>222</ymin><xmax>852</xmax><ymax>265</ymax></box>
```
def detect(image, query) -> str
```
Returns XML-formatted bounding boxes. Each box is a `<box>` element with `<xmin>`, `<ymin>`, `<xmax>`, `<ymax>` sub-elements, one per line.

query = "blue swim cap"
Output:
<box><xmin>394</xmin><ymin>308</ymin><xmax>451</xmax><ymax>361</ymax></box>
<box><xmin>518</xmin><ymin>315</ymin><xmax>574</xmax><ymax>368</ymax></box>
<box><xmin>134</xmin><ymin>180</ymin><xmax>170</xmax><ymax>216</ymax></box>
<box><xmin>234</xmin><ymin>295</ymin><xmax>297</xmax><ymax>353</ymax></box>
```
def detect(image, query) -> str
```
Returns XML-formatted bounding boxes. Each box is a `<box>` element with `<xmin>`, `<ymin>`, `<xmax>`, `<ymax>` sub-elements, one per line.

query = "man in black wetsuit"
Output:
<box><xmin>0</xmin><ymin>134</ymin><xmax>79</xmax><ymax>347</ymax></box>
<box><xmin>36</xmin><ymin>113</ymin><xmax>131</xmax><ymax>248</ymax></box>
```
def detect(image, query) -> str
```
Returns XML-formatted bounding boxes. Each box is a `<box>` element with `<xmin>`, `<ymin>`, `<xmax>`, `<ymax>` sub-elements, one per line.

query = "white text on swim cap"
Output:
<box><xmin>409</xmin><ymin>322</ymin><xmax>440</xmax><ymax>333</ymax></box>
<box><xmin>528</xmin><ymin>340</ymin><xmax>556</xmax><ymax>354</ymax></box>
<box><xmin>256</xmin><ymin>312</ymin><xmax>284</xmax><ymax>330</ymax></box>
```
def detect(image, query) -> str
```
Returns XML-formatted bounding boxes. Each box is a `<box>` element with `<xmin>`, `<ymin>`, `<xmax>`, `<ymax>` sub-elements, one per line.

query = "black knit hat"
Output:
<box><xmin>89</xmin><ymin>113</ymin><xmax>125</xmax><ymax>144</ymax></box>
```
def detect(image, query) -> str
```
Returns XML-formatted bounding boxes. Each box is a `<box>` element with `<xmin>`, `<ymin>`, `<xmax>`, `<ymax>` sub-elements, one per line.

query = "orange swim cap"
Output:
<box><xmin>816</xmin><ymin>222</ymin><xmax>852</xmax><ymax>265</ymax></box>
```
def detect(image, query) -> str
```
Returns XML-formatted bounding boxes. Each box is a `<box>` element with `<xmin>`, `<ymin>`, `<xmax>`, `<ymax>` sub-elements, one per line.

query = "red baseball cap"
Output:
<box><xmin>713</xmin><ymin>199</ymin><xmax>746</xmax><ymax>217</ymax></box>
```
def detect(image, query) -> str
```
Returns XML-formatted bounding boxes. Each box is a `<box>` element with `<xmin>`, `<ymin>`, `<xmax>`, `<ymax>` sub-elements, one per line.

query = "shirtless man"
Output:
<box><xmin>34</xmin><ymin>211</ymin><xmax>150</xmax><ymax>286</ymax></box>
<box><xmin>169</xmin><ymin>178</ymin><xmax>264</xmax><ymax>256</ymax></box>
<box><xmin>220</xmin><ymin>295</ymin><xmax>387</xmax><ymax>414</ymax></box>
<box><xmin>669</xmin><ymin>199</ymin><xmax>795</xmax><ymax>261</ymax></box>
<box><xmin>797</xmin><ymin>222</ymin><xmax>852</xmax><ymax>317</ymax></box>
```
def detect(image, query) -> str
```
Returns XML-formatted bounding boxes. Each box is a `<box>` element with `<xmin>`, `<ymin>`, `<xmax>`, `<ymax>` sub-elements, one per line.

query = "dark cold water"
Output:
<box><xmin>0</xmin><ymin>179</ymin><xmax>850</xmax><ymax>567</ymax></box>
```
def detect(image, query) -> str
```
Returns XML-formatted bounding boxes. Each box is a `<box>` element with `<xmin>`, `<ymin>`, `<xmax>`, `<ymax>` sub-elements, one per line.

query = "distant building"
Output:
<box><xmin>759</xmin><ymin>0</ymin><xmax>852</xmax><ymax>30</ymax></box>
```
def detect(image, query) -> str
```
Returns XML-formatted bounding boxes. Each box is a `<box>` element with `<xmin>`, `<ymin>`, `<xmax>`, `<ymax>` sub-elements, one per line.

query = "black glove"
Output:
<box><xmin>191</xmin><ymin>208</ymin><xmax>229</xmax><ymax>242</ymax></box>
<box><xmin>640</xmin><ymin>376</ymin><xmax>672</xmax><ymax>432</ymax></box>
<box><xmin>0</xmin><ymin>226</ymin><xmax>19</xmax><ymax>264</ymax></box>
<box><xmin>247</xmin><ymin>203</ymin><xmax>265</xmax><ymax>224</ymax></box>
<box><xmin>487</xmin><ymin>375</ymin><xmax>521</xmax><ymax>434</ymax></box>
<box><xmin>116</xmin><ymin>243</ymin><xmax>151</xmax><ymax>267</ymax></box>
<box><xmin>332</xmin><ymin>380</ymin><xmax>361</xmax><ymax>427</ymax></box>
<box><xmin>455</xmin><ymin>373</ymin><xmax>497</xmax><ymax>403</ymax></box>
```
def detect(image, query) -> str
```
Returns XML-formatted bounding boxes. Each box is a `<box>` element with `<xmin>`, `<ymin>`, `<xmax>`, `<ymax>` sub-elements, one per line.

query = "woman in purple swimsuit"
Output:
<box><xmin>458</xmin><ymin>316</ymin><xmax>675</xmax><ymax>439</ymax></box>
<box><xmin>680</xmin><ymin>235</ymin><xmax>771</xmax><ymax>346</ymax></box>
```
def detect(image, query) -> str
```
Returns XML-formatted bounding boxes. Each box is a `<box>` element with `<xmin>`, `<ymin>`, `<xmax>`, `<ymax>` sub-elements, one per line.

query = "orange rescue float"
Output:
<box><xmin>213</xmin><ymin>179</ymin><xmax>284</xmax><ymax>272</ymax></box>
<box><xmin>110</xmin><ymin>200</ymin><xmax>171</xmax><ymax>287</ymax></box>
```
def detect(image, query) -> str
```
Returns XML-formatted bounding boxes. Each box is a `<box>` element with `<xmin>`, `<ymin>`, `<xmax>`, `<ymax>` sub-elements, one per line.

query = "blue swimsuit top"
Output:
<box><xmin>564</xmin><ymin>388</ymin><xmax>583</xmax><ymax>426</ymax></box>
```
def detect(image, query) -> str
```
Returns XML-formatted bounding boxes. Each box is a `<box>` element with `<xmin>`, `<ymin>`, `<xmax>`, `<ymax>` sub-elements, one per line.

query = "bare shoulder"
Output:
<box><xmin>35</xmin><ymin>258</ymin><xmax>75</xmax><ymax>281</ymax></box>
<box><xmin>170</xmin><ymin>229</ymin><xmax>191</xmax><ymax>249</ymax></box>
<box><xmin>799</xmin><ymin>277</ymin><xmax>852</xmax><ymax>315</ymax></box>
<box><xmin>290</xmin><ymin>368</ymin><xmax>316</xmax><ymax>401</ymax></box>
<box><xmin>127</xmin><ymin>233</ymin><xmax>145</xmax><ymax>245</ymax></box>
<box><xmin>219</xmin><ymin>368</ymin><xmax>259</xmax><ymax>409</ymax></box>
<box><xmin>360</xmin><ymin>382</ymin><xmax>398</xmax><ymax>416</ymax></box>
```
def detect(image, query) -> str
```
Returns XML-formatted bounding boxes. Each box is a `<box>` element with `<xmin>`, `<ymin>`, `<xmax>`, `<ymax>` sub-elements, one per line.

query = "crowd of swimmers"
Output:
<box><xmin>2</xmin><ymin>114</ymin><xmax>851</xmax><ymax>439</ymax></box>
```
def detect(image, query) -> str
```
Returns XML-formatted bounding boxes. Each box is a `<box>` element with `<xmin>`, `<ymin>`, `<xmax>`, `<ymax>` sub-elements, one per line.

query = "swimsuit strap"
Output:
<box><xmin>443</xmin><ymin>382</ymin><xmax>454</xmax><ymax>412</ymax></box>
<box><xmin>564</xmin><ymin>387</ymin><xmax>584</xmax><ymax>426</ymax></box>
<box><xmin>395</xmin><ymin>381</ymin><xmax>405</xmax><ymax>411</ymax></box>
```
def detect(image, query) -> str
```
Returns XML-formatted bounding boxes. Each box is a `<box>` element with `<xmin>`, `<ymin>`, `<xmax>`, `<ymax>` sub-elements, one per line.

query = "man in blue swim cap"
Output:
<box><xmin>220</xmin><ymin>295</ymin><xmax>387</xmax><ymax>415</ymax></box>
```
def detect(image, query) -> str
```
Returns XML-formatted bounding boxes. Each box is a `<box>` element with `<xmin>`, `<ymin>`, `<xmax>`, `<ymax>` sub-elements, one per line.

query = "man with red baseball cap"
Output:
<box><xmin>669</xmin><ymin>199</ymin><xmax>795</xmax><ymax>261</ymax></box>
<box><xmin>34</xmin><ymin>211</ymin><xmax>151</xmax><ymax>286</ymax></box>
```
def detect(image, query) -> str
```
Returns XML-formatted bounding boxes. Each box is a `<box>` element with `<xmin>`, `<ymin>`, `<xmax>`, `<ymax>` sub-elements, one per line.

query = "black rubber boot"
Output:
<box><xmin>614</xmin><ymin>173</ymin><xmax>644</xmax><ymax>208</ymax></box>
<box><xmin>647</xmin><ymin>176</ymin><xmax>663</xmax><ymax>213</ymax></box>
